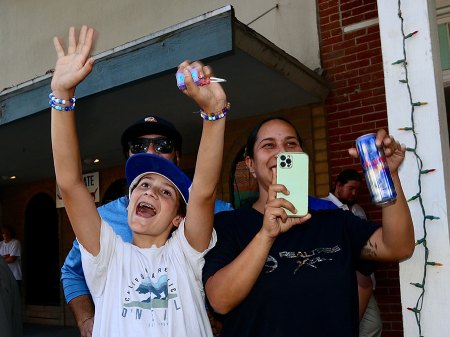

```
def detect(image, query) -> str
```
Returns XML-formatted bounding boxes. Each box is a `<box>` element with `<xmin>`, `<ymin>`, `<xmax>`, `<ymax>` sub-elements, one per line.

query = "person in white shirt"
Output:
<box><xmin>323</xmin><ymin>169</ymin><xmax>366</xmax><ymax>218</ymax></box>
<box><xmin>323</xmin><ymin>169</ymin><xmax>382</xmax><ymax>337</ymax></box>
<box><xmin>0</xmin><ymin>225</ymin><xmax>22</xmax><ymax>286</ymax></box>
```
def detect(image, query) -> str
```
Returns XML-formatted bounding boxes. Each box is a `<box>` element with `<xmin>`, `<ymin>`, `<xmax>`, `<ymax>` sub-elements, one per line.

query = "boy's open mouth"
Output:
<box><xmin>136</xmin><ymin>202</ymin><xmax>156</xmax><ymax>218</ymax></box>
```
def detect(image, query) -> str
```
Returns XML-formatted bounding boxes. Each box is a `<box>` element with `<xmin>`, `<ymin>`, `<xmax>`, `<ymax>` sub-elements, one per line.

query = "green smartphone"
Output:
<box><xmin>276</xmin><ymin>152</ymin><xmax>309</xmax><ymax>217</ymax></box>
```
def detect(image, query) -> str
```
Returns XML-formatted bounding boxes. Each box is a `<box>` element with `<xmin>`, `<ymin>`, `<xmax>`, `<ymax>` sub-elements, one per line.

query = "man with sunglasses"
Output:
<box><xmin>61</xmin><ymin>115</ymin><xmax>233</xmax><ymax>337</ymax></box>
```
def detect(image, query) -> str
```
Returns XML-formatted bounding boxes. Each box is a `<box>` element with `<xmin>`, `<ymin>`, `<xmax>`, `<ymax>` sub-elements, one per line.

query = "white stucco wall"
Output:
<box><xmin>0</xmin><ymin>0</ymin><xmax>321</xmax><ymax>92</ymax></box>
<box><xmin>377</xmin><ymin>0</ymin><xmax>450</xmax><ymax>335</ymax></box>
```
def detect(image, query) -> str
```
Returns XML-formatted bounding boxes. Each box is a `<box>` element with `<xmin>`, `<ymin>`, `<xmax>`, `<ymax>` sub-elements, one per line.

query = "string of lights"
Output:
<box><xmin>393</xmin><ymin>1</ymin><xmax>442</xmax><ymax>336</ymax></box>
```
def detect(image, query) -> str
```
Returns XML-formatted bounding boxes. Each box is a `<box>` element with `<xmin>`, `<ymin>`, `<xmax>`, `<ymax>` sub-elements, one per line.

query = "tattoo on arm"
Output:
<box><xmin>362</xmin><ymin>240</ymin><xmax>378</xmax><ymax>258</ymax></box>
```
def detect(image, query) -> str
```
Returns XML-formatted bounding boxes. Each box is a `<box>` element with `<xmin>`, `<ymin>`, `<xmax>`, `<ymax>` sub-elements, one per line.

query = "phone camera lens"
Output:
<box><xmin>286</xmin><ymin>158</ymin><xmax>292</xmax><ymax>164</ymax></box>
<box><xmin>280</xmin><ymin>162</ymin><xmax>286</xmax><ymax>168</ymax></box>
<box><xmin>280</xmin><ymin>155</ymin><xmax>286</xmax><ymax>161</ymax></box>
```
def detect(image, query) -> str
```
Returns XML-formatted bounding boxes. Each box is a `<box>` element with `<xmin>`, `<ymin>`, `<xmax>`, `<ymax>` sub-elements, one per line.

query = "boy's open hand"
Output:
<box><xmin>51</xmin><ymin>26</ymin><xmax>95</xmax><ymax>98</ymax></box>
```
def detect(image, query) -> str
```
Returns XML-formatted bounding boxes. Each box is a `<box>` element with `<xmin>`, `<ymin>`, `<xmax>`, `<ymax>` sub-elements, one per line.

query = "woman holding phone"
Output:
<box><xmin>202</xmin><ymin>116</ymin><xmax>414</xmax><ymax>337</ymax></box>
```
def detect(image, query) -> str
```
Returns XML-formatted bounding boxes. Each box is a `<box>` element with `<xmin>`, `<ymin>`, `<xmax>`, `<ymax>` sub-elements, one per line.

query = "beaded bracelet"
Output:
<box><xmin>49</xmin><ymin>92</ymin><xmax>76</xmax><ymax>105</ymax></box>
<box><xmin>200</xmin><ymin>102</ymin><xmax>230</xmax><ymax>121</ymax></box>
<box><xmin>49</xmin><ymin>92</ymin><xmax>76</xmax><ymax>111</ymax></box>
<box><xmin>49</xmin><ymin>101</ymin><xmax>76</xmax><ymax>111</ymax></box>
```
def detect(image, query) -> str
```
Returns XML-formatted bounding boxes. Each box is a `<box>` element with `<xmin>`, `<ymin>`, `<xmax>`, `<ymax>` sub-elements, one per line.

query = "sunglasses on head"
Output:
<box><xmin>128</xmin><ymin>137</ymin><xmax>175</xmax><ymax>154</ymax></box>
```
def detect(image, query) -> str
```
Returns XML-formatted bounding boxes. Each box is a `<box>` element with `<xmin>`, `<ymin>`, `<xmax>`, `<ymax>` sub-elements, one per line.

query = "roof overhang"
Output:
<box><xmin>0</xmin><ymin>5</ymin><xmax>329</xmax><ymax>186</ymax></box>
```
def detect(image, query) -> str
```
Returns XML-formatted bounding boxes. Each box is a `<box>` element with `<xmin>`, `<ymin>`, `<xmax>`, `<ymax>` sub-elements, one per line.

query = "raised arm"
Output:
<box><xmin>177</xmin><ymin>61</ymin><xmax>227</xmax><ymax>252</ymax></box>
<box><xmin>350</xmin><ymin>129</ymin><xmax>415</xmax><ymax>261</ymax></box>
<box><xmin>51</xmin><ymin>26</ymin><xmax>101</xmax><ymax>255</ymax></box>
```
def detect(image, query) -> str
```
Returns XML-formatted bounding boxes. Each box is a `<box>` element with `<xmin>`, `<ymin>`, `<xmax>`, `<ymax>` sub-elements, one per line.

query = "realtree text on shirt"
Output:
<box><xmin>80</xmin><ymin>219</ymin><xmax>216</xmax><ymax>337</ymax></box>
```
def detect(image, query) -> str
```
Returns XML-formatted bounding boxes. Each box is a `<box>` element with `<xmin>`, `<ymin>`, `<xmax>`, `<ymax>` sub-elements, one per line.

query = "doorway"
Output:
<box><xmin>24</xmin><ymin>193</ymin><xmax>59</xmax><ymax>305</ymax></box>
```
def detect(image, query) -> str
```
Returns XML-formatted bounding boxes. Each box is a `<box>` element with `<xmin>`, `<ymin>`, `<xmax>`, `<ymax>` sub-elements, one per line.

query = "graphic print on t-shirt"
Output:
<box><xmin>264</xmin><ymin>245</ymin><xmax>341</xmax><ymax>274</ymax></box>
<box><xmin>122</xmin><ymin>267</ymin><xmax>180</xmax><ymax>325</ymax></box>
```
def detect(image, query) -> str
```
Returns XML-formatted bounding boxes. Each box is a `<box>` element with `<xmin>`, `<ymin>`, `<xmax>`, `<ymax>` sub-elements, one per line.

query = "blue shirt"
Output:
<box><xmin>308</xmin><ymin>195</ymin><xmax>337</xmax><ymax>210</ymax></box>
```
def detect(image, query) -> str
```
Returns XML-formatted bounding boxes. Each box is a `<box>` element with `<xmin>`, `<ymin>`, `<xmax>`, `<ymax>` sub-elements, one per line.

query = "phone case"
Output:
<box><xmin>276</xmin><ymin>152</ymin><xmax>309</xmax><ymax>217</ymax></box>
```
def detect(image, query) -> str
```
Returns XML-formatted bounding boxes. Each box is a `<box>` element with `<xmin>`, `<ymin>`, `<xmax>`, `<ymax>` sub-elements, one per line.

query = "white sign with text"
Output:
<box><xmin>56</xmin><ymin>172</ymin><xmax>99</xmax><ymax>208</ymax></box>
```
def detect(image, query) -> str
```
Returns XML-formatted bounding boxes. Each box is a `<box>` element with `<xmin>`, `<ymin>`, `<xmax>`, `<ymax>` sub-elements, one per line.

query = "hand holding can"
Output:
<box><xmin>355</xmin><ymin>133</ymin><xmax>397</xmax><ymax>206</ymax></box>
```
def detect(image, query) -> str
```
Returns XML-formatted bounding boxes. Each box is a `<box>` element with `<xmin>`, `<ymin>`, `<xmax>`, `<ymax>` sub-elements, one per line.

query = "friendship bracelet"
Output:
<box><xmin>50</xmin><ymin>101</ymin><xmax>76</xmax><ymax>111</ymax></box>
<box><xmin>49</xmin><ymin>92</ymin><xmax>76</xmax><ymax>105</ymax></box>
<box><xmin>49</xmin><ymin>92</ymin><xmax>76</xmax><ymax>111</ymax></box>
<box><xmin>199</xmin><ymin>102</ymin><xmax>230</xmax><ymax>121</ymax></box>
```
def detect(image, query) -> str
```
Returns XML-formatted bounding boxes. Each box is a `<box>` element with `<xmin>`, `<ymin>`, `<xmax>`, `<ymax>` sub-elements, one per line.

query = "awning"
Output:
<box><xmin>0</xmin><ymin>5</ymin><xmax>329</xmax><ymax>186</ymax></box>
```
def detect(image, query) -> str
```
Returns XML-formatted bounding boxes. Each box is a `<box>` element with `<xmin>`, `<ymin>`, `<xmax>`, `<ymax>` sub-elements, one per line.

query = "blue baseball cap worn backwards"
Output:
<box><xmin>126</xmin><ymin>153</ymin><xmax>191</xmax><ymax>204</ymax></box>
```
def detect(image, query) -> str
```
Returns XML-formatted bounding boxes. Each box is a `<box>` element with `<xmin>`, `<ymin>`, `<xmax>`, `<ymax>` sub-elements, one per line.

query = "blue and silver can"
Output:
<box><xmin>356</xmin><ymin>133</ymin><xmax>397</xmax><ymax>206</ymax></box>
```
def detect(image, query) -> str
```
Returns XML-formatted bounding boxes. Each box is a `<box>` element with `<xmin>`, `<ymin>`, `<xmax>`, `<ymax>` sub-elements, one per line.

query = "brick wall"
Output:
<box><xmin>318</xmin><ymin>0</ymin><xmax>403</xmax><ymax>335</ymax></box>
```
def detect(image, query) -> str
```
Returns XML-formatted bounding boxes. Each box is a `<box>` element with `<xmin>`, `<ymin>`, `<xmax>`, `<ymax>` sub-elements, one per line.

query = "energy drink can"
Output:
<box><xmin>356</xmin><ymin>133</ymin><xmax>397</xmax><ymax>206</ymax></box>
